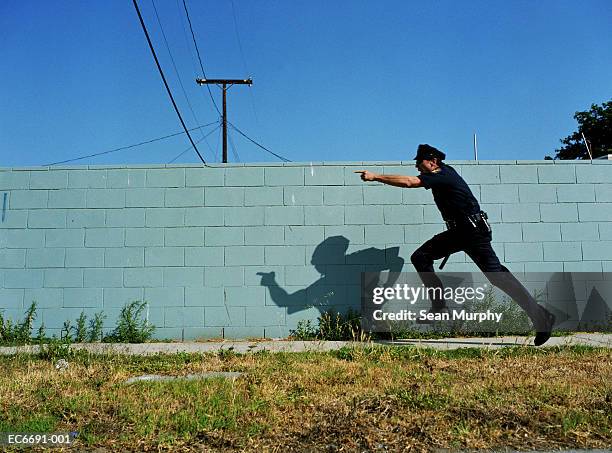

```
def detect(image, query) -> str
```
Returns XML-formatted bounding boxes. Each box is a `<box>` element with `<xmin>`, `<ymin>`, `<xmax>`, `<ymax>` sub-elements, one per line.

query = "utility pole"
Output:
<box><xmin>196</xmin><ymin>78</ymin><xmax>252</xmax><ymax>163</ymax></box>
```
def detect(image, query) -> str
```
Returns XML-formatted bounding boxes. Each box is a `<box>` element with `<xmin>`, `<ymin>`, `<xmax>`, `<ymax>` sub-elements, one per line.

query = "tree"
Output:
<box><xmin>549</xmin><ymin>100</ymin><xmax>612</xmax><ymax>160</ymax></box>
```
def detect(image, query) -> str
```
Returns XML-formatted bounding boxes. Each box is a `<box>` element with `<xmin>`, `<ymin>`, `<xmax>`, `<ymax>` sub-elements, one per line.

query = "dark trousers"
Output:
<box><xmin>410</xmin><ymin>227</ymin><xmax>548</xmax><ymax>330</ymax></box>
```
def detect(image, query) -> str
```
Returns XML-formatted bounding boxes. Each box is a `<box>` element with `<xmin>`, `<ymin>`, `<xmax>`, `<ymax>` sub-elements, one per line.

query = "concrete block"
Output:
<box><xmin>205</xmin><ymin>266</ymin><xmax>244</xmax><ymax>286</ymax></box>
<box><xmin>185</xmin><ymin>287</ymin><xmax>224</xmax><ymax>306</ymax></box>
<box><xmin>576</xmin><ymin>165</ymin><xmax>612</xmax><ymax>183</ymax></box>
<box><xmin>164</xmin><ymin>227</ymin><xmax>204</xmax><ymax>246</ymax></box>
<box><xmin>582</xmin><ymin>241</ymin><xmax>612</xmax><ymax>261</ymax></box>
<box><xmin>26</xmin><ymin>249</ymin><xmax>65</xmax><ymax>268</ymax></box>
<box><xmin>124</xmin><ymin>228</ymin><xmax>164</xmax><ymax>246</ymax></box>
<box><xmin>103</xmin><ymin>288</ymin><xmax>144</xmax><ymax>307</ymax></box>
<box><xmin>204</xmin><ymin>187</ymin><xmax>244</xmax><ymax>206</ymax></box>
<box><xmin>83</xmin><ymin>268</ymin><xmax>123</xmax><ymax>288</ymax></box>
<box><xmin>460</xmin><ymin>165</ymin><xmax>500</xmax><ymax>184</ymax></box>
<box><xmin>165</xmin><ymin>188</ymin><xmax>205</xmax><ymax>207</ymax></box>
<box><xmin>66</xmin><ymin>209</ymin><xmax>105</xmax><ymax>228</ymax></box>
<box><xmin>183</xmin><ymin>327</ymin><xmax>223</xmax><ymax>340</ymax></box>
<box><xmin>344</xmin><ymin>165</ymin><xmax>381</xmax><ymax>186</ymax></box>
<box><xmin>47</xmin><ymin>189</ymin><xmax>86</xmax><ymax>209</ymax></box>
<box><xmin>65</xmin><ymin>248</ymin><xmax>104</xmax><ymax>268</ymax></box>
<box><xmin>578</xmin><ymin>203</ymin><xmax>612</xmax><ymax>222</ymax></box>
<box><xmin>68</xmin><ymin>170</ymin><xmax>107</xmax><ymax>188</ymax></box>
<box><xmin>106</xmin><ymin>209</ymin><xmax>145</xmax><ymax>227</ymax></box>
<box><xmin>598</xmin><ymin>222</ymin><xmax>612</xmax><ymax>239</ymax></box>
<box><xmin>63</xmin><ymin>288</ymin><xmax>103</xmax><ymax>308</ymax></box>
<box><xmin>45</xmin><ymin>229</ymin><xmax>84</xmax><ymax>248</ymax></box>
<box><xmin>522</xmin><ymin>223</ymin><xmax>561</xmax><ymax>242</ymax></box>
<box><xmin>146</xmin><ymin>168</ymin><xmax>185</xmax><ymax>188</ymax></box>
<box><xmin>24</xmin><ymin>289</ymin><xmax>62</xmax><ymax>308</ymax></box>
<box><xmin>501</xmin><ymin>204</ymin><xmax>540</xmax><ymax>222</ymax></box>
<box><xmin>365</xmin><ymin>225</ymin><xmax>404</xmax><ymax>244</ymax></box>
<box><xmin>305</xmin><ymin>166</ymin><xmax>344</xmax><ymax>186</ymax></box>
<box><xmin>479</xmin><ymin>204</ymin><xmax>502</xmax><ymax>223</ymax></box>
<box><xmin>85</xmin><ymin>228</ymin><xmax>124</xmax><ymax>247</ymax></box>
<box><xmin>543</xmin><ymin>242</ymin><xmax>582</xmax><ymax>261</ymax></box>
<box><xmin>125</xmin><ymin>188</ymin><xmax>165</xmax><ymax>208</ymax></box>
<box><xmin>480</xmin><ymin>184</ymin><xmax>518</xmax><ymax>203</ymax></box>
<box><xmin>504</xmin><ymin>243</ymin><xmax>543</xmax><ymax>262</ymax></box>
<box><xmin>104</xmin><ymin>248</ymin><xmax>144</xmax><ymax>267</ymax></box>
<box><xmin>245</xmin><ymin>187</ymin><xmax>283</xmax><ymax>206</ymax></box>
<box><xmin>563</xmin><ymin>262</ymin><xmax>602</xmax><ymax>272</ymax></box>
<box><xmin>0</xmin><ymin>249</ymin><xmax>26</xmax><ymax>268</ymax></box>
<box><xmin>323</xmin><ymin>186</ymin><xmax>363</xmax><ymax>205</ymax></box>
<box><xmin>225</xmin><ymin>207</ymin><xmax>265</xmax><ymax>226</ymax></box>
<box><xmin>404</xmin><ymin>224</ymin><xmax>445</xmax><ymax>243</ymax></box>
<box><xmin>244</xmin><ymin>226</ymin><xmax>285</xmax><ymax>246</ymax></box>
<box><xmin>266</xmin><ymin>284</ymin><xmax>306</xmax><ymax>307</ymax></box>
<box><xmin>345</xmin><ymin>206</ymin><xmax>383</xmax><ymax>224</ymax></box>
<box><xmin>284</xmin><ymin>186</ymin><xmax>323</xmax><ymax>206</ymax></box>
<box><xmin>383</xmin><ymin>206</ymin><xmax>424</xmax><ymax>225</ymax></box>
<box><xmin>561</xmin><ymin>223</ymin><xmax>599</xmax><ymax>242</ymax></box>
<box><xmin>538</xmin><ymin>165</ymin><xmax>575</xmax><ymax>183</ymax></box>
<box><xmin>150</xmin><ymin>327</ymin><xmax>184</xmax><ymax>341</ymax></box>
<box><xmin>4</xmin><ymin>270</ymin><xmax>44</xmax><ymax>288</ymax></box>
<box><xmin>10</xmin><ymin>190</ymin><xmax>48</xmax><ymax>209</ymax></box>
<box><xmin>304</xmin><ymin>244</ymin><xmax>348</xmax><ymax>264</ymax></box>
<box><xmin>145</xmin><ymin>247</ymin><xmax>184</xmax><ymax>267</ymax></box>
<box><xmin>245</xmin><ymin>306</ymin><xmax>286</xmax><ymax>326</ymax></box>
<box><xmin>284</xmin><ymin>226</ymin><xmax>324</xmax><ymax>245</ymax></box>
<box><xmin>184</xmin><ymin>207</ymin><xmax>223</xmax><ymax>227</ymax></box>
<box><xmin>44</xmin><ymin>269</ymin><xmax>83</xmax><ymax>288</ymax></box>
<box><xmin>402</xmin><ymin>188</ymin><xmax>433</xmax><ymax>204</ymax></box>
<box><xmin>0</xmin><ymin>210</ymin><xmax>28</xmax><ymax>229</ymax></box>
<box><xmin>265</xmin><ymin>246</ymin><xmax>306</xmax><ymax>265</ymax></box>
<box><xmin>184</xmin><ymin>247</ymin><xmax>223</xmax><ymax>266</ymax></box>
<box><xmin>144</xmin><ymin>288</ymin><xmax>185</xmax><ymax>307</ymax></box>
<box><xmin>0</xmin><ymin>171</ymin><xmax>29</xmax><ymax>190</ymax></box>
<box><xmin>106</xmin><ymin>169</ymin><xmax>146</xmax><ymax>188</ymax></box>
<box><xmin>28</xmin><ymin>209</ymin><xmax>66</xmax><ymax>228</ymax></box>
<box><xmin>500</xmin><ymin>165</ymin><xmax>538</xmax><ymax>183</ymax></box>
<box><xmin>145</xmin><ymin>208</ymin><xmax>185</xmax><ymax>227</ymax></box>
<box><xmin>204</xmin><ymin>227</ymin><xmax>244</xmax><ymax>246</ymax></box>
<box><xmin>423</xmin><ymin>205</ymin><xmax>444</xmax><ymax>223</ymax></box>
<box><xmin>85</xmin><ymin>189</ymin><xmax>125</xmax><ymax>208</ymax></box>
<box><xmin>324</xmin><ymin>226</ymin><xmax>365</xmax><ymax>244</ymax></box>
<box><xmin>540</xmin><ymin>203</ymin><xmax>578</xmax><ymax>222</ymax></box>
<box><xmin>1</xmin><ymin>230</ymin><xmax>43</xmax><ymax>249</ymax></box>
<box><xmin>223</xmin><ymin>286</ymin><xmax>266</xmax><ymax>306</ymax></box>
<box><xmin>164</xmin><ymin>306</ymin><xmax>205</xmax><ymax>327</ymax></box>
<box><xmin>363</xmin><ymin>186</ymin><xmax>403</xmax><ymax>205</ymax></box>
<box><xmin>225</xmin><ymin>246</ymin><xmax>264</xmax><ymax>266</ymax></box>
<box><xmin>524</xmin><ymin>262</ymin><xmax>564</xmax><ymax>272</ymax></box>
<box><xmin>185</xmin><ymin>167</ymin><xmax>225</xmax><ymax>187</ymax></box>
<box><xmin>205</xmin><ymin>306</ymin><xmax>245</xmax><ymax>327</ymax></box>
<box><xmin>264</xmin><ymin>167</ymin><xmax>304</xmax><ymax>186</ymax></box>
<box><xmin>595</xmin><ymin>184</ymin><xmax>612</xmax><ymax>202</ymax></box>
<box><xmin>264</xmin><ymin>206</ymin><xmax>303</xmax><ymax>225</ymax></box>
<box><xmin>284</xmin><ymin>266</ymin><xmax>321</xmax><ymax>286</ymax></box>
<box><xmin>490</xmin><ymin>223</ymin><xmax>522</xmax><ymax>242</ymax></box>
<box><xmin>124</xmin><ymin>268</ymin><xmax>164</xmax><ymax>287</ymax></box>
<box><xmin>518</xmin><ymin>184</ymin><xmax>557</xmax><ymax>203</ymax></box>
<box><xmin>304</xmin><ymin>206</ymin><xmax>345</xmax><ymax>225</ymax></box>
<box><xmin>244</xmin><ymin>266</ymin><xmax>285</xmax><ymax>286</ymax></box>
<box><xmin>556</xmin><ymin>184</ymin><xmax>595</xmax><ymax>202</ymax></box>
<box><xmin>225</xmin><ymin>167</ymin><xmax>264</xmax><ymax>186</ymax></box>
<box><xmin>30</xmin><ymin>171</ymin><xmax>68</xmax><ymax>189</ymax></box>
<box><xmin>163</xmin><ymin>267</ymin><xmax>204</xmax><ymax>287</ymax></box>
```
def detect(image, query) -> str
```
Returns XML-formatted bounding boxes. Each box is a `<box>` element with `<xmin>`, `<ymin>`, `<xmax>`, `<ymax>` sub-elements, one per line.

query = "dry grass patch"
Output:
<box><xmin>0</xmin><ymin>346</ymin><xmax>610</xmax><ymax>452</ymax></box>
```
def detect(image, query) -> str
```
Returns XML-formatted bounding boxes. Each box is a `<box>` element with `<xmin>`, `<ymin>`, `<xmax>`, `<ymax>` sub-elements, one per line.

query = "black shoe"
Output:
<box><xmin>416</xmin><ymin>307</ymin><xmax>449</xmax><ymax>325</ymax></box>
<box><xmin>534</xmin><ymin>311</ymin><xmax>556</xmax><ymax>346</ymax></box>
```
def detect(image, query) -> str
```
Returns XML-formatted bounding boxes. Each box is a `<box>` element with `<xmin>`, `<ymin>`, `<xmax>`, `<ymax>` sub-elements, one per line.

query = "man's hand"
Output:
<box><xmin>354</xmin><ymin>170</ymin><xmax>377</xmax><ymax>182</ymax></box>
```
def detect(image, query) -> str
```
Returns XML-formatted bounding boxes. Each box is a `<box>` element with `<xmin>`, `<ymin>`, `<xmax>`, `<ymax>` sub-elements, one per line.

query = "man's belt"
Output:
<box><xmin>439</xmin><ymin>211</ymin><xmax>491</xmax><ymax>270</ymax></box>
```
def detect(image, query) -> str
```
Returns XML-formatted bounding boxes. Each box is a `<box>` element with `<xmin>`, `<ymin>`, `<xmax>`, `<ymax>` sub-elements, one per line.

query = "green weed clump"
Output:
<box><xmin>291</xmin><ymin>309</ymin><xmax>365</xmax><ymax>341</ymax></box>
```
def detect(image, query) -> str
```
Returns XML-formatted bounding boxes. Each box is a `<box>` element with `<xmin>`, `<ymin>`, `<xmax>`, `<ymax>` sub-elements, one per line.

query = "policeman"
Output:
<box><xmin>355</xmin><ymin>144</ymin><xmax>555</xmax><ymax>346</ymax></box>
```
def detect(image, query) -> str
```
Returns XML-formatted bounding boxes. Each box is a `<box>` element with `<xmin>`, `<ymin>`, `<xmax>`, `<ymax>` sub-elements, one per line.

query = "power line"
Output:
<box><xmin>181</xmin><ymin>0</ymin><xmax>221</xmax><ymax>116</ymax></box>
<box><xmin>151</xmin><ymin>0</ymin><xmax>217</xmax><ymax>159</ymax></box>
<box><xmin>228</xmin><ymin>128</ymin><xmax>241</xmax><ymax>163</ymax></box>
<box><xmin>45</xmin><ymin>122</ymin><xmax>218</xmax><ymax>166</ymax></box>
<box><xmin>228</xmin><ymin>122</ymin><xmax>292</xmax><ymax>162</ymax></box>
<box><xmin>132</xmin><ymin>0</ymin><xmax>207</xmax><ymax>164</ymax></box>
<box><xmin>168</xmin><ymin>124</ymin><xmax>220</xmax><ymax>163</ymax></box>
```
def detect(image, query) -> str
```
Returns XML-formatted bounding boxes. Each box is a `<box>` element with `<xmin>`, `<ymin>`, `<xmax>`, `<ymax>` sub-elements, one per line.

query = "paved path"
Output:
<box><xmin>1</xmin><ymin>333</ymin><xmax>610</xmax><ymax>355</ymax></box>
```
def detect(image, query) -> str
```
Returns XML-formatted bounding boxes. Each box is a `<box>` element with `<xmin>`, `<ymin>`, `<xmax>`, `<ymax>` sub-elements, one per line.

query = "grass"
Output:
<box><xmin>0</xmin><ymin>345</ymin><xmax>610</xmax><ymax>451</ymax></box>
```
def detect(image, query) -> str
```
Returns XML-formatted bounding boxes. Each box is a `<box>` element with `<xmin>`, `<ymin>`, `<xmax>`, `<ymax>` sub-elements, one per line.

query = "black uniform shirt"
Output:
<box><xmin>417</xmin><ymin>164</ymin><xmax>481</xmax><ymax>221</ymax></box>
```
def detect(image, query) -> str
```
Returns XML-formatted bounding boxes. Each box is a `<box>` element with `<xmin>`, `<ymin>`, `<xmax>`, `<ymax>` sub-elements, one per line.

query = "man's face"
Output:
<box><xmin>416</xmin><ymin>158</ymin><xmax>438</xmax><ymax>173</ymax></box>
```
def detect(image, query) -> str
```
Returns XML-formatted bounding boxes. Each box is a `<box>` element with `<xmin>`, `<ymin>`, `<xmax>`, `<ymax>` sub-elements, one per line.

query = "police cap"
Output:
<box><xmin>414</xmin><ymin>144</ymin><xmax>446</xmax><ymax>162</ymax></box>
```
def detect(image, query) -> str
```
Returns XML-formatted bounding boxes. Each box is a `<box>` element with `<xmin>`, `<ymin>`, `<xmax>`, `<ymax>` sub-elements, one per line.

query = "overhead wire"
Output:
<box><xmin>228</xmin><ymin>129</ymin><xmax>241</xmax><ymax>163</ymax></box>
<box><xmin>132</xmin><ymin>0</ymin><xmax>207</xmax><ymax>164</ymax></box>
<box><xmin>45</xmin><ymin>122</ymin><xmax>218</xmax><ymax>166</ymax></box>
<box><xmin>228</xmin><ymin>122</ymin><xmax>292</xmax><ymax>162</ymax></box>
<box><xmin>150</xmin><ymin>0</ymin><xmax>217</xmax><ymax>159</ymax></box>
<box><xmin>168</xmin><ymin>123</ymin><xmax>220</xmax><ymax>163</ymax></box>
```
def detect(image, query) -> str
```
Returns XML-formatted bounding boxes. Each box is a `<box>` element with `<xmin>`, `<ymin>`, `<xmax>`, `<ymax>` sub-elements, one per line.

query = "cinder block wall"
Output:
<box><xmin>1</xmin><ymin>160</ymin><xmax>611</xmax><ymax>339</ymax></box>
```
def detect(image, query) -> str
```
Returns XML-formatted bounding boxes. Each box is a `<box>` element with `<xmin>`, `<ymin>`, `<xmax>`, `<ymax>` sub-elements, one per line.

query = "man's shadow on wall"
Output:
<box><xmin>256</xmin><ymin>236</ymin><xmax>404</xmax><ymax>316</ymax></box>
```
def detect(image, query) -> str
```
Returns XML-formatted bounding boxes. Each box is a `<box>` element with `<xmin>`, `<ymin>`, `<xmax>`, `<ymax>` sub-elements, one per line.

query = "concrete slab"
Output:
<box><xmin>125</xmin><ymin>372</ymin><xmax>243</xmax><ymax>384</ymax></box>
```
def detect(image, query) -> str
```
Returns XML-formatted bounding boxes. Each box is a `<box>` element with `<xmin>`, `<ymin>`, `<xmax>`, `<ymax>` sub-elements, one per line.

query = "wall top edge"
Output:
<box><xmin>1</xmin><ymin>160</ymin><xmax>611</xmax><ymax>172</ymax></box>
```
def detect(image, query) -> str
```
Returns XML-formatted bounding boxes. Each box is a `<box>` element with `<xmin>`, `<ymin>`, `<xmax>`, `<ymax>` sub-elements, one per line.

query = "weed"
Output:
<box><xmin>0</xmin><ymin>302</ymin><xmax>38</xmax><ymax>345</ymax></box>
<box><xmin>104</xmin><ymin>300</ymin><xmax>155</xmax><ymax>343</ymax></box>
<box><xmin>291</xmin><ymin>308</ymin><xmax>367</xmax><ymax>341</ymax></box>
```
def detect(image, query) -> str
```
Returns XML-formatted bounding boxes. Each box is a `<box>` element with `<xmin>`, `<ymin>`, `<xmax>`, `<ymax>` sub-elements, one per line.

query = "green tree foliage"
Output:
<box><xmin>549</xmin><ymin>101</ymin><xmax>612</xmax><ymax>160</ymax></box>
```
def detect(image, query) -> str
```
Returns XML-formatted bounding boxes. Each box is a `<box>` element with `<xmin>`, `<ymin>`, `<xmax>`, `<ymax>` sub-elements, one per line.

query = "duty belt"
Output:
<box><xmin>444</xmin><ymin>211</ymin><xmax>490</xmax><ymax>232</ymax></box>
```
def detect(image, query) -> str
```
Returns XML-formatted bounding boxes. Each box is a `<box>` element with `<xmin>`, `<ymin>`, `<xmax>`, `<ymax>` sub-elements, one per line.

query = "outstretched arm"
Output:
<box><xmin>354</xmin><ymin>170</ymin><xmax>422</xmax><ymax>188</ymax></box>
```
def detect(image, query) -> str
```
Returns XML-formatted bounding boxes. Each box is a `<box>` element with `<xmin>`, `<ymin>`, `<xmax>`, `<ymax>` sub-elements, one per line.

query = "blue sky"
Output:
<box><xmin>1</xmin><ymin>0</ymin><xmax>611</xmax><ymax>167</ymax></box>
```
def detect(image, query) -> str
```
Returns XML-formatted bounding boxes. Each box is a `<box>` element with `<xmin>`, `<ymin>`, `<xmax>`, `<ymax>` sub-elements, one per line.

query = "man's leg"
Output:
<box><xmin>411</xmin><ymin>231</ymin><xmax>461</xmax><ymax>310</ymax></box>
